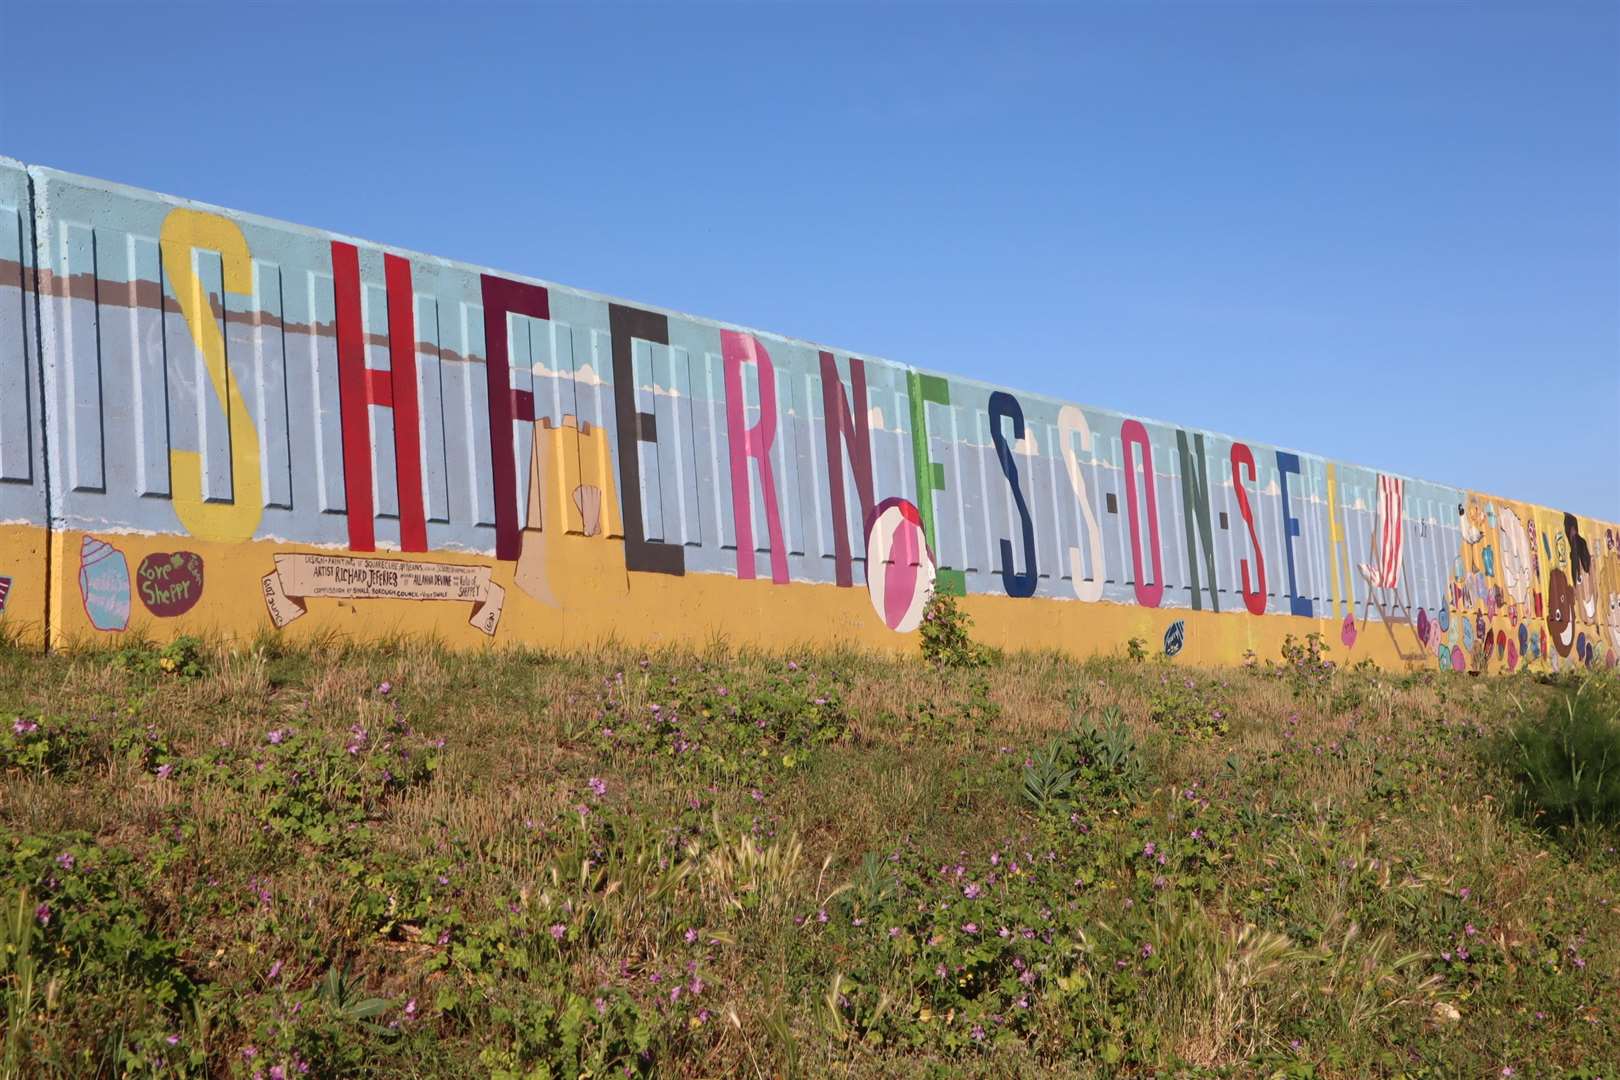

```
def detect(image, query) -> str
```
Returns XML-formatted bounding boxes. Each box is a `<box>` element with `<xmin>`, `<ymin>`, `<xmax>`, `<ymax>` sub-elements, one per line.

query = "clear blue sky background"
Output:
<box><xmin>3</xmin><ymin>1</ymin><xmax>1616</xmax><ymax>518</ymax></box>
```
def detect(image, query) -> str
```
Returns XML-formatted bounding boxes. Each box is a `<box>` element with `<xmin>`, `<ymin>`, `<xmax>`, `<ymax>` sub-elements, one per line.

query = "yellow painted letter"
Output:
<box><xmin>160</xmin><ymin>209</ymin><xmax>263</xmax><ymax>543</ymax></box>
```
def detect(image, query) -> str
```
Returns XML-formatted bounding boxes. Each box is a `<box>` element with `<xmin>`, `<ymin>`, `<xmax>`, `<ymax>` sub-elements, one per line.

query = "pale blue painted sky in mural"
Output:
<box><xmin>3</xmin><ymin>1</ymin><xmax>1616</xmax><ymax>517</ymax></box>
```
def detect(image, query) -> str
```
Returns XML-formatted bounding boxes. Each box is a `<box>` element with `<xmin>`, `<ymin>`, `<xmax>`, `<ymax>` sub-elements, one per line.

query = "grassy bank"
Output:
<box><xmin>1</xmin><ymin>624</ymin><xmax>1615</xmax><ymax>1078</ymax></box>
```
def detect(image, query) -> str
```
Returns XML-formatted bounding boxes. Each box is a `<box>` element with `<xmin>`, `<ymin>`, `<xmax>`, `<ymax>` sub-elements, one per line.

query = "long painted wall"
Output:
<box><xmin>0</xmin><ymin>158</ymin><xmax>1613</xmax><ymax>671</ymax></box>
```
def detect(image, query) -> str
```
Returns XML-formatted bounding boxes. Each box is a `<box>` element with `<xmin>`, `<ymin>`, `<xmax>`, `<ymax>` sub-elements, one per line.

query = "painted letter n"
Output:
<box><xmin>820</xmin><ymin>351</ymin><xmax>873</xmax><ymax>588</ymax></box>
<box><xmin>332</xmin><ymin>241</ymin><xmax>427</xmax><ymax>552</ymax></box>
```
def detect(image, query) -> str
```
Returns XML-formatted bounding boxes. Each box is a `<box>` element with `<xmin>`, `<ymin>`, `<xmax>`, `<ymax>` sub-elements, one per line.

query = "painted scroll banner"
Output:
<box><xmin>261</xmin><ymin>554</ymin><xmax>505</xmax><ymax>636</ymax></box>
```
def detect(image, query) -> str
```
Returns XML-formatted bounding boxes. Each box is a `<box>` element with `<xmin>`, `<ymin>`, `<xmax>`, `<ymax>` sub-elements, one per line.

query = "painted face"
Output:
<box><xmin>1564</xmin><ymin>514</ymin><xmax>1595</xmax><ymax>623</ymax></box>
<box><xmin>1578</xmin><ymin>561</ymin><xmax>1599</xmax><ymax>623</ymax></box>
<box><xmin>1459</xmin><ymin>502</ymin><xmax>1484</xmax><ymax>545</ymax></box>
<box><xmin>1547</xmin><ymin>568</ymin><xmax>1575</xmax><ymax>657</ymax></box>
<box><xmin>1608</xmin><ymin>591</ymin><xmax>1620</xmax><ymax>654</ymax></box>
<box><xmin>1497</xmin><ymin>507</ymin><xmax>1533</xmax><ymax>606</ymax></box>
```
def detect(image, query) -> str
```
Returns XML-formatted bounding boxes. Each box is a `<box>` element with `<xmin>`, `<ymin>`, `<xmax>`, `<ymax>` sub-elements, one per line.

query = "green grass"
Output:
<box><xmin>0</xmin><ymin>630</ymin><xmax>1616</xmax><ymax>1078</ymax></box>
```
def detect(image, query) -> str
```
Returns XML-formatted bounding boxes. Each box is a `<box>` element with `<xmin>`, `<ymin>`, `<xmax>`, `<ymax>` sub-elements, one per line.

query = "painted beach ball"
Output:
<box><xmin>1496</xmin><ymin>629</ymin><xmax>1506</xmax><ymax>660</ymax></box>
<box><xmin>1438</xmin><ymin>645</ymin><xmax>1452</xmax><ymax>671</ymax></box>
<box><xmin>865</xmin><ymin>498</ymin><xmax>936</xmax><ymax>633</ymax></box>
<box><xmin>78</xmin><ymin>535</ymin><xmax>131</xmax><ymax>632</ymax></box>
<box><xmin>1518</xmin><ymin>622</ymin><xmax>1529</xmax><ymax>657</ymax></box>
<box><xmin>1462</xmin><ymin>616</ymin><xmax>1474</xmax><ymax>650</ymax></box>
<box><xmin>1416</xmin><ymin>608</ymin><xmax>1430</xmax><ymax>644</ymax></box>
<box><xmin>1439</xmin><ymin>606</ymin><xmax>1450</xmax><ymax>633</ymax></box>
<box><xmin>1506</xmin><ymin>640</ymin><xmax>1519</xmax><ymax>671</ymax></box>
<box><xmin>1451</xmin><ymin>646</ymin><xmax>1467</xmax><ymax>672</ymax></box>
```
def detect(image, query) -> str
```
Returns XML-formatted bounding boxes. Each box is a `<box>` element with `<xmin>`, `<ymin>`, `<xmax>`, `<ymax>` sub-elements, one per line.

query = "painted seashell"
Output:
<box><xmin>78</xmin><ymin>535</ymin><xmax>131</xmax><ymax>632</ymax></box>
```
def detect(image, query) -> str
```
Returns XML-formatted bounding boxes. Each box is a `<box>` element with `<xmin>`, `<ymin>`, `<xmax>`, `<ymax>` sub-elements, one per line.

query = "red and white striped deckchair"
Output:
<box><xmin>1357</xmin><ymin>474</ymin><xmax>1425</xmax><ymax>660</ymax></box>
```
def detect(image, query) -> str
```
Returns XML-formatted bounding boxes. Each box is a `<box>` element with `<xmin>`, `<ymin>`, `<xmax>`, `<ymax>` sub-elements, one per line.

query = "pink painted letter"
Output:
<box><xmin>1120</xmin><ymin>419</ymin><xmax>1164</xmax><ymax>608</ymax></box>
<box><xmin>721</xmin><ymin>331</ymin><xmax>789</xmax><ymax>584</ymax></box>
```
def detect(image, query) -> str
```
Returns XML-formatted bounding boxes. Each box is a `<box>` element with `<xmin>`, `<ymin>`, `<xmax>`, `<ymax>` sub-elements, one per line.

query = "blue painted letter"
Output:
<box><xmin>1275</xmin><ymin>451</ymin><xmax>1312</xmax><ymax>617</ymax></box>
<box><xmin>989</xmin><ymin>391</ymin><xmax>1037</xmax><ymax>598</ymax></box>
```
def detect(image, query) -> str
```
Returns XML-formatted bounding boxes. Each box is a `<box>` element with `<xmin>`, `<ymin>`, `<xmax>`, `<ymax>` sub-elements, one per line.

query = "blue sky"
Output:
<box><xmin>3</xmin><ymin>0</ymin><xmax>1616</xmax><ymax>518</ymax></box>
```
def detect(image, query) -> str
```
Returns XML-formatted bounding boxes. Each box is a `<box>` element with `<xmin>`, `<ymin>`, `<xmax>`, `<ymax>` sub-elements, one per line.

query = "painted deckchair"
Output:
<box><xmin>1357</xmin><ymin>474</ymin><xmax>1426</xmax><ymax>660</ymax></box>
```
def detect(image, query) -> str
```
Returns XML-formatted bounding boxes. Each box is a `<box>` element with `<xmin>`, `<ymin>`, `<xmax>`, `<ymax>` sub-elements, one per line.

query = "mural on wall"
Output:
<box><xmin>1438</xmin><ymin>496</ymin><xmax>1614</xmax><ymax>674</ymax></box>
<box><xmin>3</xmin><ymin>157</ymin><xmax>1616</xmax><ymax>667</ymax></box>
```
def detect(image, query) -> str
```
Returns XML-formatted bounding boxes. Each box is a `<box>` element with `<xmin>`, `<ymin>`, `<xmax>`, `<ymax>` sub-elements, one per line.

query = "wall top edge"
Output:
<box><xmin>15</xmin><ymin>161</ymin><xmax>1605</xmax><ymax>522</ymax></box>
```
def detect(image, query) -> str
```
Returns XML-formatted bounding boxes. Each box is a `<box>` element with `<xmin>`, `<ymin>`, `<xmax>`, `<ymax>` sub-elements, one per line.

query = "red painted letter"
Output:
<box><xmin>1120</xmin><ymin>419</ymin><xmax>1164</xmax><ymax>608</ymax></box>
<box><xmin>331</xmin><ymin>242</ymin><xmax>427</xmax><ymax>552</ymax></box>
<box><xmin>820</xmin><ymin>351</ymin><xmax>873</xmax><ymax>587</ymax></box>
<box><xmin>1230</xmin><ymin>441</ymin><xmax>1267</xmax><ymax>616</ymax></box>
<box><xmin>479</xmin><ymin>275</ymin><xmax>548</xmax><ymax>561</ymax></box>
